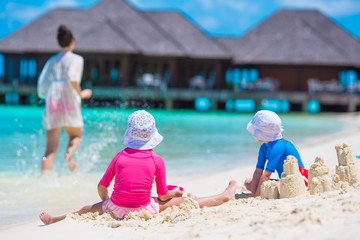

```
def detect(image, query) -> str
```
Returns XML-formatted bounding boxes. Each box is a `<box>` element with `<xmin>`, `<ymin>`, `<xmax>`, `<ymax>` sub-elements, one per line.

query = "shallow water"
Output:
<box><xmin>0</xmin><ymin>105</ymin><xmax>351</xmax><ymax>229</ymax></box>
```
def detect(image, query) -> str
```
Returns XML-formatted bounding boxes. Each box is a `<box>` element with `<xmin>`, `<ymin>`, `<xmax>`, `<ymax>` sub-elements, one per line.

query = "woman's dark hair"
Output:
<box><xmin>57</xmin><ymin>25</ymin><xmax>74</xmax><ymax>47</ymax></box>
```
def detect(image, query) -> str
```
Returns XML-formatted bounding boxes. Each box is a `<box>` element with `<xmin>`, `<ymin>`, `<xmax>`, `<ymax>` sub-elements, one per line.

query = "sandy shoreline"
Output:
<box><xmin>2</xmin><ymin>112</ymin><xmax>360</xmax><ymax>240</ymax></box>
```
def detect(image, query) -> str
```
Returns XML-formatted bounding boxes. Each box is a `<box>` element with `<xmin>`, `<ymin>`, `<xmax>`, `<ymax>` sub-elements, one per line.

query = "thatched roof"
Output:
<box><xmin>218</xmin><ymin>10</ymin><xmax>360</xmax><ymax>67</ymax></box>
<box><xmin>0</xmin><ymin>0</ymin><xmax>230</xmax><ymax>58</ymax></box>
<box><xmin>144</xmin><ymin>11</ymin><xmax>229</xmax><ymax>58</ymax></box>
<box><xmin>1</xmin><ymin>3</ymin><xmax>359</xmax><ymax>66</ymax></box>
<box><xmin>0</xmin><ymin>9</ymin><xmax>87</xmax><ymax>53</ymax></box>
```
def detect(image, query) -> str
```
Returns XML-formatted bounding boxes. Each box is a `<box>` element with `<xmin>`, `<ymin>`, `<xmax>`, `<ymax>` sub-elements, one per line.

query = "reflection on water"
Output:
<box><xmin>0</xmin><ymin>105</ymin><xmax>351</xmax><ymax>228</ymax></box>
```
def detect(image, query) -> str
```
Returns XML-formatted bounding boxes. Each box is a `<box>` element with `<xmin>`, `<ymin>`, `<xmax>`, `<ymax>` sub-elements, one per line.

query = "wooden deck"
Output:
<box><xmin>1</xmin><ymin>84</ymin><xmax>360</xmax><ymax>111</ymax></box>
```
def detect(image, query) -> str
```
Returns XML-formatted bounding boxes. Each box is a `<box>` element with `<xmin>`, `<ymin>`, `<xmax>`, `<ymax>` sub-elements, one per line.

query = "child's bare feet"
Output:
<box><xmin>39</xmin><ymin>212</ymin><xmax>66</xmax><ymax>225</ymax></box>
<box><xmin>39</xmin><ymin>212</ymin><xmax>54</xmax><ymax>225</ymax></box>
<box><xmin>223</xmin><ymin>180</ymin><xmax>238</xmax><ymax>201</ymax></box>
<box><xmin>65</xmin><ymin>153</ymin><xmax>77</xmax><ymax>172</ymax></box>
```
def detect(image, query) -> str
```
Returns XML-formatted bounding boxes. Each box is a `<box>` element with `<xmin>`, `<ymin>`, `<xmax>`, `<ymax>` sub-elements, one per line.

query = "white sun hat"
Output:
<box><xmin>122</xmin><ymin>110</ymin><xmax>163</xmax><ymax>150</ymax></box>
<box><xmin>247</xmin><ymin>110</ymin><xmax>283</xmax><ymax>142</ymax></box>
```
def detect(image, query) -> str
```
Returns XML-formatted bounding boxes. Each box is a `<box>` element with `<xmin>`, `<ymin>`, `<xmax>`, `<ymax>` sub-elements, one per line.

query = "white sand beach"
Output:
<box><xmin>2</xmin><ymin>113</ymin><xmax>360</xmax><ymax>240</ymax></box>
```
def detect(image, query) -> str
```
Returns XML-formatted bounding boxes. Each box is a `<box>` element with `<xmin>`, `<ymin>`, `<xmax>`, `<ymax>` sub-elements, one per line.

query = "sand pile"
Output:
<box><xmin>260</xmin><ymin>155</ymin><xmax>308</xmax><ymax>199</ymax></box>
<box><xmin>67</xmin><ymin>198</ymin><xmax>200</xmax><ymax>228</ymax></box>
<box><xmin>260</xmin><ymin>155</ymin><xmax>307</xmax><ymax>199</ymax></box>
<box><xmin>308</xmin><ymin>156</ymin><xmax>333</xmax><ymax>195</ymax></box>
<box><xmin>260</xmin><ymin>143</ymin><xmax>360</xmax><ymax>199</ymax></box>
<box><xmin>260</xmin><ymin>180</ymin><xmax>279</xmax><ymax>199</ymax></box>
<box><xmin>334</xmin><ymin>143</ymin><xmax>360</xmax><ymax>188</ymax></box>
<box><xmin>308</xmin><ymin>143</ymin><xmax>360</xmax><ymax>194</ymax></box>
<box><xmin>280</xmin><ymin>156</ymin><xmax>308</xmax><ymax>198</ymax></box>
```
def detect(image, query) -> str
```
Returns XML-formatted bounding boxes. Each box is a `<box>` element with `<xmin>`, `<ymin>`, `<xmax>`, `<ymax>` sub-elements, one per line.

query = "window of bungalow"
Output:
<box><xmin>133</xmin><ymin>63</ymin><xmax>140</xmax><ymax>86</ymax></box>
<box><xmin>28</xmin><ymin>59</ymin><xmax>36</xmax><ymax>79</ymax></box>
<box><xmin>110</xmin><ymin>60</ymin><xmax>120</xmax><ymax>85</ymax></box>
<box><xmin>91</xmin><ymin>60</ymin><xmax>100</xmax><ymax>85</ymax></box>
<box><xmin>162</xmin><ymin>63</ymin><xmax>170</xmax><ymax>86</ymax></box>
<box><xmin>110</xmin><ymin>69</ymin><xmax>118</xmax><ymax>84</ymax></box>
<box><xmin>207</xmin><ymin>70</ymin><xmax>215</xmax><ymax>89</ymax></box>
<box><xmin>225</xmin><ymin>68</ymin><xmax>259</xmax><ymax>89</ymax></box>
<box><xmin>6</xmin><ymin>58</ymin><xmax>20</xmax><ymax>85</ymax></box>
<box><xmin>20</xmin><ymin>59</ymin><xmax>28</xmax><ymax>83</ymax></box>
<box><xmin>20</xmin><ymin>58</ymin><xmax>37</xmax><ymax>84</ymax></box>
<box><xmin>339</xmin><ymin>70</ymin><xmax>358</xmax><ymax>92</ymax></box>
<box><xmin>91</xmin><ymin>68</ymin><xmax>99</xmax><ymax>84</ymax></box>
<box><xmin>104</xmin><ymin>60</ymin><xmax>110</xmax><ymax>84</ymax></box>
<box><xmin>0</xmin><ymin>53</ymin><xmax>4</xmax><ymax>81</ymax></box>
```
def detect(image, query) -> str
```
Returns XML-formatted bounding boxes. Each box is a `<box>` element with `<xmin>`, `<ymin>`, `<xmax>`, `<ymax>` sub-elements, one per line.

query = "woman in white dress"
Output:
<box><xmin>37</xmin><ymin>25</ymin><xmax>92</xmax><ymax>173</ymax></box>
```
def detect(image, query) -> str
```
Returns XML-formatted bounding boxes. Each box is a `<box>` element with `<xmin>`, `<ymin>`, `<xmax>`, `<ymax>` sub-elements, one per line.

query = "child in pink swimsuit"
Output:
<box><xmin>39</xmin><ymin>110</ymin><xmax>238</xmax><ymax>225</ymax></box>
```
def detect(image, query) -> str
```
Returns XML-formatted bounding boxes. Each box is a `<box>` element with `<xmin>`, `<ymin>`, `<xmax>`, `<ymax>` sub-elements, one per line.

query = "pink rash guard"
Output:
<box><xmin>99</xmin><ymin>148</ymin><xmax>169</xmax><ymax>208</ymax></box>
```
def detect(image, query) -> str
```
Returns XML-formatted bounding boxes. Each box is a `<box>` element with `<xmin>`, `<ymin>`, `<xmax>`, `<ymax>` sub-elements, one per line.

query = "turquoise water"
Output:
<box><xmin>0</xmin><ymin>105</ymin><xmax>351</xmax><ymax>229</ymax></box>
<box><xmin>0</xmin><ymin>105</ymin><xmax>350</xmax><ymax>176</ymax></box>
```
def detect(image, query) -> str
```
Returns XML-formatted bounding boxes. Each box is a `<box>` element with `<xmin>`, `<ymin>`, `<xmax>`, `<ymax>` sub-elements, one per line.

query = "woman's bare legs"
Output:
<box><xmin>39</xmin><ymin>201</ymin><xmax>104</xmax><ymax>225</ymax></box>
<box><xmin>42</xmin><ymin>128</ymin><xmax>61</xmax><ymax>172</ymax></box>
<box><xmin>63</xmin><ymin>126</ymin><xmax>82</xmax><ymax>172</ymax></box>
<box><xmin>158</xmin><ymin>180</ymin><xmax>238</xmax><ymax>211</ymax></box>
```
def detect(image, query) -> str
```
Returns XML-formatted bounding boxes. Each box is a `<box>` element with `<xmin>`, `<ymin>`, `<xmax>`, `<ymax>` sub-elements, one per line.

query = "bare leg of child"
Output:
<box><xmin>42</xmin><ymin>128</ymin><xmax>61</xmax><ymax>173</ymax></box>
<box><xmin>244</xmin><ymin>178</ymin><xmax>252</xmax><ymax>191</ymax></box>
<box><xmin>63</xmin><ymin>126</ymin><xmax>82</xmax><ymax>172</ymax></box>
<box><xmin>39</xmin><ymin>201</ymin><xmax>103</xmax><ymax>225</ymax></box>
<box><xmin>159</xmin><ymin>180</ymin><xmax>237</xmax><ymax>211</ymax></box>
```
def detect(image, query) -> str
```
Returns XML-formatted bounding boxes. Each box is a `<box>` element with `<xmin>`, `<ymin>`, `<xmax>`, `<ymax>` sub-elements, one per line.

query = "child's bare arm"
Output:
<box><xmin>97</xmin><ymin>183</ymin><xmax>109</xmax><ymax>201</ymax></box>
<box><xmin>254</xmin><ymin>171</ymin><xmax>272</xmax><ymax>197</ymax></box>
<box><xmin>251</xmin><ymin>168</ymin><xmax>263</xmax><ymax>197</ymax></box>
<box><xmin>158</xmin><ymin>187</ymin><xmax>183</xmax><ymax>202</ymax></box>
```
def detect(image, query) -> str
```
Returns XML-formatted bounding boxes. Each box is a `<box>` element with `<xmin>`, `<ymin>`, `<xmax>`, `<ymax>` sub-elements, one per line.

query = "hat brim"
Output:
<box><xmin>247</xmin><ymin>121</ymin><xmax>282</xmax><ymax>142</ymax></box>
<box><xmin>122</xmin><ymin>129</ymin><xmax>163</xmax><ymax>150</ymax></box>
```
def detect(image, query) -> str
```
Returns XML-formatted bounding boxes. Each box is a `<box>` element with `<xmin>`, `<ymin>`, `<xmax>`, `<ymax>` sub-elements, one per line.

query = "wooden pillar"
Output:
<box><xmin>169</xmin><ymin>59</ymin><xmax>178</xmax><ymax>88</ymax></box>
<box><xmin>98</xmin><ymin>56</ymin><xmax>105</xmax><ymax>85</ymax></box>
<box><xmin>297</xmin><ymin>67</ymin><xmax>303</xmax><ymax>91</ymax></box>
<box><xmin>211</xmin><ymin>98</ymin><xmax>218</xmax><ymax>110</ymax></box>
<box><xmin>165</xmin><ymin>98</ymin><xmax>173</xmax><ymax>110</ymax></box>
<box><xmin>302</xmin><ymin>100</ymin><xmax>309</xmax><ymax>112</ymax></box>
<box><xmin>87</xmin><ymin>58</ymin><xmax>94</xmax><ymax>85</ymax></box>
<box><xmin>156</xmin><ymin>60</ymin><xmax>161</xmax><ymax>76</ymax></box>
<box><xmin>214</xmin><ymin>61</ymin><xmax>224</xmax><ymax>89</ymax></box>
<box><xmin>3</xmin><ymin>54</ymin><xmax>8</xmax><ymax>84</ymax></box>
<box><xmin>348</xmin><ymin>97</ymin><xmax>357</xmax><ymax>112</ymax></box>
<box><xmin>121</xmin><ymin>55</ymin><xmax>132</xmax><ymax>86</ymax></box>
<box><xmin>12</xmin><ymin>56</ymin><xmax>20</xmax><ymax>87</ymax></box>
<box><xmin>109</xmin><ymin>59</ymin><xmax>115</xmax><ymax>85</ymax></box>
<box><xmin>184</xmin><ymin>61</ymin><xmax>190</xmax><ymax>89</ymax></box>
<box><xmin>117</xmin><ymin>57</ymin><xmax>122</xmax><ymax>86</ymax></box>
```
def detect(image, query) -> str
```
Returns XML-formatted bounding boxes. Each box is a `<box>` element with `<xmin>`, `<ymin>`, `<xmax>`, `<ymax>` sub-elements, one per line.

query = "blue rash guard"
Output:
<box><xmin>256</xmin><ymin>139</ymin><xmax>304</xmax><ymax>176</ymax></box>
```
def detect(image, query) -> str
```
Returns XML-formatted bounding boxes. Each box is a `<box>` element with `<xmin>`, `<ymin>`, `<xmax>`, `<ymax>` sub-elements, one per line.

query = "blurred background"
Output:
<box><xmin>0</xmin><ymin>0</ymin><xmax>359</xmax><ymax>112</ymax></box>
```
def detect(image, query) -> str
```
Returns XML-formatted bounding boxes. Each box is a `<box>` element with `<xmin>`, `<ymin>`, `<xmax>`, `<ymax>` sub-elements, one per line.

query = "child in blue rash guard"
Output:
<box><xmin>244</xmin><ymin>110</ymin><xmax>308</xmax><ymax>197</ymax></box>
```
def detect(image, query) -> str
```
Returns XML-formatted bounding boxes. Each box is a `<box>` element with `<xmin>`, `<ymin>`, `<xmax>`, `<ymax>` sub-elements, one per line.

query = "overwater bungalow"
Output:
<box><xmin>0</xmin><ymin>0</ymin><xmax>359</xmax><ymax>111</ymax></box>
<box><xmin>218</xmin><ymin>10</ymin><xmax>360</xmax><ymax>92</ymax></box>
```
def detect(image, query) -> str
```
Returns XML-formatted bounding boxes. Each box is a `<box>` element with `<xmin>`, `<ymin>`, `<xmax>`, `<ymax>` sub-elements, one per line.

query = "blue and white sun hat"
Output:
<box><xmin>122</xmin><ymin>110</ymin><xmax>163</xmax><ymax>150</ymax></box>
<box><xmin>247</xmin><ymin>110</ymin><xmax>283</xmax><ymax>142</ymax></box>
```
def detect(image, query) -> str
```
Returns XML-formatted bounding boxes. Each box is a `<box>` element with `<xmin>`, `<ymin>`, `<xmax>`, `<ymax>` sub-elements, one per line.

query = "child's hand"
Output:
<box><xmin>171</xmin><ymin>187</ymin><xmax>184</xmax><ymax>197</ymax></box>
<box><xmin>81</xmin><ymin>89</ymin><xmax>92</xmax><ymax>99</ymax></box>
<box><xmin>158</xmin><ymin>186</ymin><xmax>184</xmax><ymax>201</ymax></box>
<box><xmin>167</xmin><ymin>185</ymin><xmax>184</xmax><ymax>197</ymax></box>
